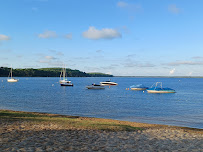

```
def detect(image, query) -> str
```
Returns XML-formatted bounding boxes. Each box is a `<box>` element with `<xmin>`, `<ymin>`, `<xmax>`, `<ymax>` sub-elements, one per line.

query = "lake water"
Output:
<box><xmin>0</xmin><ymin>77</ymin><xmax>203</xmax><ymax>129</ymax></box>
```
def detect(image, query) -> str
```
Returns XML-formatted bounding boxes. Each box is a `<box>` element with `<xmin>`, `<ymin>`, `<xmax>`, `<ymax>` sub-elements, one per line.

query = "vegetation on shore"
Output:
<box><xmin>1</xmin><ymin>110</ymin><xmax>203</xmax><ymax>133</ymax></box>
<box><xmin>0</xmin><ymin>110</ymin><xmax>144</xmax><ymax>131</ymax></box>
<box><xmin>0</xmin><ymin>67</ymin><xmax>113</xmax><ymax>77</ymax></box>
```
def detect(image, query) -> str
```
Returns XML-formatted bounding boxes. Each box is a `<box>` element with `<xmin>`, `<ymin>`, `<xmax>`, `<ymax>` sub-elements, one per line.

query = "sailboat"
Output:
<box><xmin>59</xmin><ymin>65</ymin><xmax>73</xmax><ymax>86</ymax></box>
<box><xmin>7</xmin><ymin>67</ymin><xmax>19</xmax><ymax>82</ymax></box>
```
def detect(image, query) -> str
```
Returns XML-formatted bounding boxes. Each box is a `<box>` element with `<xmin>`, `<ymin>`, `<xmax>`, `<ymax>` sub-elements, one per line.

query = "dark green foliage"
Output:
<box><xmin>0</xmin><ymin>67</ymin><xmax>113</xmax><ymax>77</ymax></box>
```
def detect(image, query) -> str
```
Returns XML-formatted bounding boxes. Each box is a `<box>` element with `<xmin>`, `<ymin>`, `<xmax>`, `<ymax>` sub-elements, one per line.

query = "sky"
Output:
<box><xmin>0</xmin><ymin>0</ymin><xmax>203</xmax><ymax>76</ymax></box>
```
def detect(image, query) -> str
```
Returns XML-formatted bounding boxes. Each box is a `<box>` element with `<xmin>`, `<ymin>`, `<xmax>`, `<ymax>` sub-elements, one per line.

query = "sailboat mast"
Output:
<box><xmin>63</xmin><ymin>65</ymin><xmax>66</xmax><ymax>80</ymax></box>
<box><xmin>11</xmin><ymin>67</ymin><xmax>12</xmax><ymax>78</ymax></box>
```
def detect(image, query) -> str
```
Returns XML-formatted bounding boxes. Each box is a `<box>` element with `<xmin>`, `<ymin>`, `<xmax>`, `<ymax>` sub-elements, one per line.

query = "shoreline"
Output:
<box><xmin>1</xmin><ymin>109</ymin><xmax>202</xmax><ymax>131</ymax></box>
<box><xmin>1</xmin><ymin>109</ymin><xmax>203</xmax><ymax>151</ymax></box>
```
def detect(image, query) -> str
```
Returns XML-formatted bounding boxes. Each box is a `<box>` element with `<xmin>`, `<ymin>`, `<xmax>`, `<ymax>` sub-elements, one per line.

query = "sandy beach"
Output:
<box><xmin>1</xmin><ymin>110</ymin><xmax>203</xmax><ymax>152</ymax></box>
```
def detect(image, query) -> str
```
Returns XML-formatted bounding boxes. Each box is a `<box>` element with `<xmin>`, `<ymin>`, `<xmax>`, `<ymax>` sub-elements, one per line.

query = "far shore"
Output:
<box><xmin>1</xmin><ymin>109</ymin><xmax>203</xmax><ymax>151</ymax></box>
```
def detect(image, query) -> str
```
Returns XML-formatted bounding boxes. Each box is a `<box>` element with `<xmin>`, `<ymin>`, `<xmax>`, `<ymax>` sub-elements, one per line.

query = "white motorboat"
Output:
<box><xmin>146</xmin><ymin>82</ymin><xmax>176</xmax><ymax>93</ymax></box>
<box><xmin>60</xmin><ymin>65</ymin><xmax>73</xmax><ymax>86</ymax></box>
<box><xmin>7</xmin><ymin>67</ymin><xmax>18</xmax><ymax>82</ymax></box>
<box><xmin>100</xmin><ymin>80</ymin><xmax>118</xmax><ymax>86</ymax></box>
<box><xmin>86</xmin><ymin>84</ymin><xmax>105</xmax><ymax>89</ymax></box>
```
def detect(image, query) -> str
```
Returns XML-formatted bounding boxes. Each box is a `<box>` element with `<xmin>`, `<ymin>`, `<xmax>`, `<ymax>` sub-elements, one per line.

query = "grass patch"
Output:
<box><xmin>0</xmin><ymin>110</ymin><xmax>142</xmax><ymax>131</ymax></box>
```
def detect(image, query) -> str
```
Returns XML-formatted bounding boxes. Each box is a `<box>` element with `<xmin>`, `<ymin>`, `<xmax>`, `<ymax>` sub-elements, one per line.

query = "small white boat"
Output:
<box><xmin>60</xmin><ymin>65</ymin><xmax>73</xmax><ymax>86</ymax></box>
<box><xmin>86</xmin><ymin>84</ymin><xmax>105</xmax><ymax>89</ymax></box>
<box><xmin>7</xmin><ymin>67</ymin><xmax>18</xmax><ymax>82</ymax></box>
<box><xmin>61</xmin><ymin>82</ymin><xmax>73</xmax><ymax>86</ymax></box>
<box><xmin>130</xmin><ymin>84</ymin><xmax>148</xmax><ymax>90</ymax></box>
<box><xmin>146</xmin><ymin>82</ymin><xmax>176</xmax><ymax>93</ymax></box>
<box><xmin>100</xmin><ymin>80</ymin><xmax>118</xmax><ymax>86</ymax></box>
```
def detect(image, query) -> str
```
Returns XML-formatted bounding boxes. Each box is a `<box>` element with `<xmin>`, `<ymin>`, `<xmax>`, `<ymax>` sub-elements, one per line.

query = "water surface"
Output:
<box><xmin>0</xmin><ymin>77</ymin><xmax>202</xmax><ymax>129</ymax></box>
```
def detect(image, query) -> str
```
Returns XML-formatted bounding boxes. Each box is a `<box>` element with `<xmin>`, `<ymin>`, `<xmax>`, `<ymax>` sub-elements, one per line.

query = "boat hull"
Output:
<box><xmin>131</xmin><ymin>88</ymin><xmax>147</xmax><ymax>90</ymax></box>
<box><xmin>7</xmin><ymin>79</ymin><xmax>18</xmax><ymax>82</ymax></box>
<box><xmin>147</xmin><ymin>90</ymin><xmax>176</xmax><ymax>93</ymax></box>
<box><xmin>86</xmin><ymin>86</ymin><xmax>105</xmax><ymax>89</ymax></box>
<box><xmin>60</xmin><ymin>80</ymin><xmax>71</xmax><ymax>84</ymax></box>
<box><xmin>100</xmin><ymin>82</ymin><xmax>118</xmax><ymax>86</ymax></box>
<box><xmin>61</xmin><ymin>83</ymin><xmax>73</xmax><ymax>86</ymax></box>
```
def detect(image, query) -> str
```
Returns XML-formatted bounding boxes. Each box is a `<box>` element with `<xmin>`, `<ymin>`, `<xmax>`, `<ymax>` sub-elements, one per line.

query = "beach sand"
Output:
<box><xmin>1</xmin><ymin>110</ymin><xmax>203</xmax><ymax>152</ymax></box>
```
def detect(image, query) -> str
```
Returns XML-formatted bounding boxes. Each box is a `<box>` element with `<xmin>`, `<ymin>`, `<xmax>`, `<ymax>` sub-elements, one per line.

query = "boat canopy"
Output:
<box><xmin>130</xmin><ymin>84</ymin><xmax>148</xmax><ymax>88</ymax></box>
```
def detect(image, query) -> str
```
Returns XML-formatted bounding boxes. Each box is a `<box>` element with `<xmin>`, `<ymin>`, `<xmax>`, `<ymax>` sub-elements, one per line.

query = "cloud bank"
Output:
<box><xmin>82</xmin><ymin>26</ymin><xmax>122</xmax><ymax>40</ymax></box>
<box><xmin>168</xmin><ymin>61</ymin><xmax>203</xmax><ymax>66</ymax></box>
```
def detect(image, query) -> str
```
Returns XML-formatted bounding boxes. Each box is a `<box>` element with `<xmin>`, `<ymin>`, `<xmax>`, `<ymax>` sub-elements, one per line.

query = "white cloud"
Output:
<box><xmin>65</xmin><ymin>33</ymin><xmax>72</xmax><ymax>39</ymax></box>
<box><xmin>39</xmin><ymin>55</ymin><xmax>58</xmax><ymax>65</ymax></box>
<box><xmin>82</xmin><ymin>26</ymin><xmax>122</xmax><ymax>40</ymax></box>
<box><xmin>38</xmin><ymin>31</ymin><xmax>57</xmax><ymax>38</ymax></box>
<box><xmin>124</xmin><ymin>62</ymin><xmax>155</xmax><ymax>68</ymax></box>
<box><xmin>168</xmin><ymin>4</ymin><xmax>181</xmax><ymax>14</ymax></box>
<box><xmin>0</xmin><ymin>34</ymin><xmax>10</xmax><ymax>40</ymax></box>
<box><xmin>117</xmin><ymin>1</ymin><xmax>141</xmax><ymax>12</ymax></box>
<box><xmin>117</xmin><ymin>1</ymin><xmax>128</xmax><ymax>8</ymax></box>
<box><xmin>169</xmin><ymin>68</ymin><xmax>175</xmax><ymax>75</ymax></box>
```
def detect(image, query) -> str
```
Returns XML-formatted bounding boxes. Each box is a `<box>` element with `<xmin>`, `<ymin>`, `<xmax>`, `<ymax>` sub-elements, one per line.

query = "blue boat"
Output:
<box><xmin>146</xmin><ymin>82</ymin><xmax>176</xmax><ymax>93</ymax></box>
<box><xmin>130</xmin><ymin>84</ymin><xmax>148</xmax><ymax>90</ymax></box>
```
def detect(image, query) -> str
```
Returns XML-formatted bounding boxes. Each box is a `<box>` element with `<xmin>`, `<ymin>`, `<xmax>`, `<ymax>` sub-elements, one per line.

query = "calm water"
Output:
<box><xmin>0</xmin><ymin>77</ymin><xmax>203</xmax><ymax>129</ymax></box>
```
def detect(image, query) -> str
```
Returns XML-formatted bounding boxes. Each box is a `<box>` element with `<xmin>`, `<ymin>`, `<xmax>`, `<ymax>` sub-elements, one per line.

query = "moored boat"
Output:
<box><xmin>146</xmin><ymin>82</ymin><xmax>175</xmax><ymax>93</ymax></box>
<box><xmin>130</xmin><ymin>84</ymin><xmax>148</xmax><ymax>90</ymax></box>
<box><xmin>7</xmin><ymin>67</ymin><xmax>18</xmax><ymax>82</ymax></box>
<box><xmin>86</xmin><ymin>83</ymin><xmax>105</xmax><ymax>89</ymax></box>
<box><xmin>61</xmin><ymin>82</ymin><xmax>74</xmax><ymax>86</ymax></box>
<box><xmin>60</xmin><ymin>65</ymin><xmax>73</xmax><ymax>86</ymax></box>
<box><xmin>100</xmin><ymin>80</ymin><xmax>118</xmax><ymax>86</ymax></box>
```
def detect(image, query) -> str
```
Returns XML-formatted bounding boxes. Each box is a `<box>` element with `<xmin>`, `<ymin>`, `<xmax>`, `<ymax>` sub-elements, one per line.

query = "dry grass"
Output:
<box><xmin>0</xmin><ymin>109</ymin><xmax>202</xmax><ymax>133</ymax></box>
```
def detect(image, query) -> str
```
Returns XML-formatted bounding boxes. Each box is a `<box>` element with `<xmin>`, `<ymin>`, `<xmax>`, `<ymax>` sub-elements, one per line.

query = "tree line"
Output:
<box><xmin>0</xmin><ymin>67</ymin><xmax>113</xmax><ymax>77</ymax></box>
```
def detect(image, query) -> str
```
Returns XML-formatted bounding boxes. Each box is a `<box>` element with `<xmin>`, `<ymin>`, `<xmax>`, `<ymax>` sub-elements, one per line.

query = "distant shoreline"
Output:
<box><xmin>1</xmin><ymin>76</ymin><xmax>203</xmax><ymax>78</ymax></box>
<box><xmin>114</xmin><ymin>76</ymin><xmax>203</xmax><ymax>78</ymax></box>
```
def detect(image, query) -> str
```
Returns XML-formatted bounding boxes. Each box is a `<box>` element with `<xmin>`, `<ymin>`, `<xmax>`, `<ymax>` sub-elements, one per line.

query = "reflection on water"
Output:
<box><xmin>0</xmin><ymin>77</ymin><xmax>203</xmax><ymax>129</ymax></box>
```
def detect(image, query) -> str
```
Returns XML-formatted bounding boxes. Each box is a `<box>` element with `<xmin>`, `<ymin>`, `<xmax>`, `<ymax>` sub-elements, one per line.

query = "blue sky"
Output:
<box><xmin>0</xmin><ymin>0</ymin><xmax>203</xmax><ymax>76</ymax></box>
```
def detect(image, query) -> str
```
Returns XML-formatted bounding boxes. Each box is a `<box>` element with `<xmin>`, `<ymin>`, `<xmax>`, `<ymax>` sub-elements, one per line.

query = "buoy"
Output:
<box><xmin>52</xmin><ymin>84</ymin><xmax>54</xmax><ymax>86</ymax></box>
